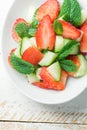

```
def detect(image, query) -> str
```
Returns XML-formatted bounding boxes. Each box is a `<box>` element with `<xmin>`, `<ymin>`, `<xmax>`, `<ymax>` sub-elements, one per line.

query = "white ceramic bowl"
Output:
<box><xmin>1</xmin><ymin>0</ymin><xmax>87</xmax><ymax>104</ymax></box>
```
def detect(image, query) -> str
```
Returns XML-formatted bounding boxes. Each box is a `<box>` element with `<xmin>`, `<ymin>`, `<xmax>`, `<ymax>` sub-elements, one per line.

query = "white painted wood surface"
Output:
<box><xmin>0</xmin><ymin>122</ymin><xmax>87</xmax><ymax>130</ymax></box>
<box><xmin>0</xmin><ymin>0</ymin><xmax>87</xmax><ymax>129</ymax></box>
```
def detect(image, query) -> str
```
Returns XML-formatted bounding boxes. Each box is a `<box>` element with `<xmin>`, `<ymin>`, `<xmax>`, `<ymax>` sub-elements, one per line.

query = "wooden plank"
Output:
<box><xmin>0</xmin><ymin>99</ymin><xmax>87</xmax><ymax>124</ymax></box>
<box><xmin>0</xmin><ymin>122</ymin><xmax>87</xmax><ymax>130</ymax></box>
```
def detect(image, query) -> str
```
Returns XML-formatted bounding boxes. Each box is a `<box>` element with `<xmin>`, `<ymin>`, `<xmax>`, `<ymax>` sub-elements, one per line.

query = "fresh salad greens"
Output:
<box><xmin>9</xmin><ymin>0</ymin><xmax>87</xmax><ymax>90</ymax></box>
<box><xmin>10</xmin><ymin>53</ymin><xmax>35</xmax><ymax>74</ymax></box>
<box><xmin>59</xmin><ymin>0</ymin><xmax>81</xmax><ymax>27</ymax></box>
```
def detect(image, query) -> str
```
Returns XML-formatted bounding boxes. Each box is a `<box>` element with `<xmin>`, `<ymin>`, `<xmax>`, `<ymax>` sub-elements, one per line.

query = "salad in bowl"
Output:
<box><xmin>2</xmin><ymin>0</ymin><xmax>87</xmax><ymax>104</ymax></box>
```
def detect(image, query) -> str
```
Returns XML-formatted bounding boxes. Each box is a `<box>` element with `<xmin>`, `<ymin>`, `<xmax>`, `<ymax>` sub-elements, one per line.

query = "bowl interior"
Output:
<box><xmin>1</xmin><ymin>0</ymin><xmax>87</xmax><ymax>104</ymax></box>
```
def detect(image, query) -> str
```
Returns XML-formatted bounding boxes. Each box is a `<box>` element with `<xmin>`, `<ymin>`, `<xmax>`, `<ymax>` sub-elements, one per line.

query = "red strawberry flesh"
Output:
<box><xmin>22</xmin><ymin>46</ymin><xmax>43</xmax><ymax>66</ymax></box>
<box><xmin>36</xmin><ymin>0</ymin><xmax>60</xmax><ymax>22</ymax></box>
<box><xmin>36</xmin><ymin>15</ymin><xmax>56</xmax><ymax>50</ymax></box>
<box><xmin>33</xmin><ymin>67</ymin><xmax>68</xmax><ymax>90</ymax></box>
<box><xmin>80</xmin><ymin>22</ymin><xmax>87</xmax><ymax>53</ymax></box>
<box><xmin>59</xmin><ymin>20</ymin><xmax>81</xmax><ymax>40</ymax></box>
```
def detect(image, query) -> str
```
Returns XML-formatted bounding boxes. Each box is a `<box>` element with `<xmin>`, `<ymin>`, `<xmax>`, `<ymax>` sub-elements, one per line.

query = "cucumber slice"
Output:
<box><xmin>81</xmin><ymin>9</ymin><xmax>87</xmax><ymax>24</ymax></box>
<box><xmin>54</xmin><ymin>36</ymin><xmax>64</xmax><ymax>52</ymax></box>
<box><xmin>76</xmin><ymin>31</ymin><xmax>83</xmax><ymax>42</ymax></box>
<box><xmin>14</xmin><ymin>44</ymin><xmax>21</xmax><ymax>58</ymax></box>
<box><xmin>27</xmin><ymin>73</ymin><xmax>39</xmax><ymax>83</ymax></box>
<box><xmin>74</xmin><ymin>55</ymin><xmax>87</xmax><ymax>77</ymax></box>
<box><xmin>47</xmin><ymin>62</ymin><xmax>61</xmax><ymax>81</ymax></box>
<box><xmin>20</xmin><ymin>37</ymin><xmax>37</xmax><ymax>55</ymax></box>
<box><xmin>64</xmin><ymin>38</ymin><xmax>79</xmax><ymax>55</ymax></box>
<box><xmin>39</xmin><ymin>51</ymin><xmax>57</xmax><ymax>66</ymax></box>
<box><xmin>36</xmin><ymin>68</ymin><xmax>42</xmax><ymax>80</ymax></box>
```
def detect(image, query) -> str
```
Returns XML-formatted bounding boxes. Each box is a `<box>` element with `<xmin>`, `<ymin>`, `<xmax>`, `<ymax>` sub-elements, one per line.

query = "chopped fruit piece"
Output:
<box><xmin>36</xmin><ymin>15</ymin><xmax>56</xmax><ymax>50</ymax></box>
<box><xmin>22</xmin><ymin>46</ymin><xmax>43</xmax><ymax>66</ymax></box>
<box><xmin>12</xmin><ymin>18</ymin><xmax>29</xmax><ymax>42</ymax></box>
<box><xmin>36</xmin><ymin>68</ymin><xmax>42</xmax><ymax>80</ymax></box>
<box><xmin>27</xmin><ymin>73</ymin><xmax>39</xmax><ymax>83</ymax></box>
<box><xmin>33</xmin><ymin>82</ymin><xmax>51</xmax><ymax>89</ymax></box>
<box><xmin>74</xmin><ymin>55</ymin><xmax>87</xmax><ymax>77</ymax></box>
<box><xmin>8</xmin><ymin>48</ymin><xmax>16</xmax><ymax>66</ymax></box>
<box><xmin>80</xmin><ymin>22</ymin><xmax>87</xmax><ymax>53</ymax></box>
<box><xmin>35</xmin><ymin>67</ymin><xmax>68</xmax><ymax>90</ymax></box>
<box><xmin>36</xmin><ymin>0</ymin><xmax>60</xmax><ymax>22</ymax></box>
<box><xmin>39</xmin><ymin>51</ymin><xmax>57</xmax><ymax>66</ymax></box>
<box><xmin>47</xmin><ymin>61</ymin><xmax>61</xmax><ymax>81</ymax></box>
<box><xmin>59</xmin><ymin>20</ymin><xmax>81</xmax><ymax>40</ymax></box>
<box><xmin>67</xmin><ymin>56</ymin><xmax>80</xmax><ymax>76</ymax></box>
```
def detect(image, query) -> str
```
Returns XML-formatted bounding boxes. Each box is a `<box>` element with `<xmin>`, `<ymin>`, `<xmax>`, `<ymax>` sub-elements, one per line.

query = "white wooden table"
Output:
<box><xmin>0</xmin><ymin>0</ymin><xmax>87</xmax><ymax>129</ymax></box>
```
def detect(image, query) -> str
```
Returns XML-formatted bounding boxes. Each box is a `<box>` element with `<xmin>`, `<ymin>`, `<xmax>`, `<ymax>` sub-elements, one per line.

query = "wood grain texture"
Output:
<box><xmin>0</xmin><ymin>122</ymin><xmax>87</xmax><ymax>130</ymax></box>
<box><xmin>0</xmin><ymin>99</ymin><xmax>87</xmax><ymax>124</ymax></box>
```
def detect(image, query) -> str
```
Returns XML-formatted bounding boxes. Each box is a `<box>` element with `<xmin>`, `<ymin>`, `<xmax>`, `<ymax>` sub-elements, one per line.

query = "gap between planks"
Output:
<box><xmin>0</xmin><ymin>121</ymin><xmax>87</xmax><ymax>130</ymax></box>
<box><xmin>0</xmin><ymin>120</ymin><xmax>86</xmax><ymax>126</ymax></box>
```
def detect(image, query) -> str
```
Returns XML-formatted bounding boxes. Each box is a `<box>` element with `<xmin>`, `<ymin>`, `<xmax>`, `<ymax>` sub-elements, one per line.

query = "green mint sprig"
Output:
<box><xmin>10</xmin><ymin>53</ymin><xmax>35</xmax><ymax>74</ymax></box>
<box><xmin>53</xmin><ymin>20</ymin><xmax>63</xmax><ymax>35</ymax></box>
<box><xmin>59</xmin><ymin>0</ymin><xmax>81</xmax><ymax>27</ymax></box>
<box><xmin>28</xmin><ymin>28</ymin><xmax>37</xmax><ymax>37</ymax></box>
<box><xmin>57</xmin><ymin>40</ymin><xmax>79</xmax><ymax>72</ymax></box>
<box><xmin>15</xmin><ymin>23</ymin><xmax>29</xmax><ymax>38</ymax></box>
<box><xmin>60</xmin><ymin>59</ymin><xmax>77</xmax><ymax>72</ymax></box>
<box><xmin>31</xmin><ymin>8</ymin><xmax>39</xmax><ymax>28</ymax></box>
<box><xmin>58</xmin><ymin>40</ymin><xmax>79</xmax><ymax>60</ymax></box>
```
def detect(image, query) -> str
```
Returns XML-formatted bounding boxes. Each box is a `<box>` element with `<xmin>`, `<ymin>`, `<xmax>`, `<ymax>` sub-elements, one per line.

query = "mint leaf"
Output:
<box><xmin>15</xmin><ymin>23</ymin><xmax>29</xmax><ymax>38</ymax></box>
<box><xmin>31</xmin><ymin>19</ymin><xmax>39</xmax><ymax>28</ymax></box>
<box><xmin>10</xmin><ymin>53</ymin><xmax>35</xmax><ymax>74</ymax></box>
<box><xmin>31</xmin><ymin>9</ymin><xmax>39</xmax><ymax>29</ymax></box>
<box><xmin>28</xmin><ymin>28</ymin><xmax>36</xmax><ymax>37</ymax></box>
<box><xmin>59</xmin><ymin>0</ymin><xmax>81</xmax><ymax>27</ymax></box>
<box><xmin>59</xmin><ymin>0</ymin><xmax>70</xmax><ymax>21</ymax></box>
<box><xmin>32</xmin><ymin>8</ymin><xmax>38</xmax><ymax>21</ymax></box>
<box><xmin>53</xmin><ymin>20</ymin><xmax>63</xmax><ymax>35</ymax></box>
<box><xmin>60</xmin><ymin>60</ymin><xmax>77</xmax><ymax>72</ymax></box>
<box><xmin>70</xmin><ymin>0</ymin><xmax>81</xmax><ymax>27</ymax></box>
<box><xmin>58</xmin><ymin>40</ymin><xmax>79</xmax><ymax>60</ymax></box>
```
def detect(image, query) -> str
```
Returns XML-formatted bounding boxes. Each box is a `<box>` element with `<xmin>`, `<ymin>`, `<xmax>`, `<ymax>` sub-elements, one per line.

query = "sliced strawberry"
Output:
<box><xmin>33</xmin><ymin>67</ymin><xmax>68</xmax><ymax>90</ymax></box>
<box><xmin>36</xmin><ymin>0</ymin><xmax>60</xmax><ymax>22</ymax></box>
<box><xmin>67</xmin><ymin>56</ymin><xmax>80</xmax><ymax>76</ymax></box>
<box><xmin>12</xmin><ymin>18</ymin><xmax>29</xmax><ymax>42</ymax></box>
<box><xmin>8</xmin><ymin>48</ymin><xmax>16</xmax><ymax>66</ymax></box>
<box><xmin>22</xmin><ymin>46</ymin><xmax>43</xmax><ymax>66</ymax></box>
<box><xmin>33</xmin><ymin>82</ymin><xmax>50</xmax><ymax>89</ymax></box>
<box><xmin>36</xmin><ymin>15</ymin><xmax>56</xmax><ymax>50</ymax></box>
<box><xmin>80</xmin><ymin>22</ymin><xmax>87</xmax><ymax>53</ymax></box>
<box><xmin>59</xmin><ymin>20</ymin><xmax>81</xmax><ymax>40</ymax></box>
